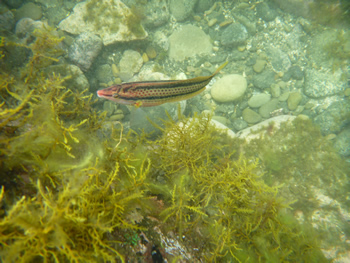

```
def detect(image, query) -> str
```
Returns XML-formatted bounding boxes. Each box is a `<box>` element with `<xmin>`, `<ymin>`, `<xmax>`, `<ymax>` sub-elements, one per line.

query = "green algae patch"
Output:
<box><xmin>142</xmin><ymin>113</ymin><xmax>328</xmax><ymax>262</ymax></box>
<box><xmin>0</xmin><ymin>28</ymin><xmax>331</xmax><ymax>261</ymax></box>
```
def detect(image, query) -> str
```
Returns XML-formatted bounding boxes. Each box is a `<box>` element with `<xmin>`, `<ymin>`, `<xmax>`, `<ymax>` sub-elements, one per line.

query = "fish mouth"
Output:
<box><xmin>97</xmin><ymin>89</ymin><xmax>112</xmax><ymax>98</ymax></box>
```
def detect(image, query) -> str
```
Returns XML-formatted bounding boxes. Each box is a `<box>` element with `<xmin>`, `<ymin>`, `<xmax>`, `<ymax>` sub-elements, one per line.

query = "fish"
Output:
<box><xmin>96</xmin><ymin>61</ymin><xmax>228</xmax><ymax>107</ymax></box>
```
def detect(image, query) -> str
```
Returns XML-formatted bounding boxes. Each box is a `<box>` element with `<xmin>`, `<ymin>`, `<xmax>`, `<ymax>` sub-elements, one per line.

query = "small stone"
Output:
<box><xmin>114</xmin><ymin>78</ymin><xmax>122</xmax><ymax>84</ymax></box>
<box><xmin>304</xmin><ymin>102</ymin><xmax>314</xmax><ymax>109</ymax></box>
<box><xmin>296</xmin><ymin>114</ymin><xmax>309</xmax><ymax>121</ymax></box>
<box><xmin>232</xmin><ymin>118</ymin><xmax>248</xmax><ymax>131</ymax></box>
<box><xmin>270</xmin><ymin>83</ymin><xmax>281</xmax><ymax>97</ymax></box>
<box><xmin>219</xmin><ymin>20</ymin><xmax>233</xmax><ymax>27</ymax></box>
<box><xmin>212</xmin><ymin>116</ymin><xmax>228</xmax><ymax>125</ymax></box>
<box><xmin>242</xmin><ymin>108</ymin><xmax>262</xmax><ymax>124</ymax></box>
<box><xmin>142</xmin><ymin>53</ymin><xmax>149</xmax><ymax>63</ymax></box>
<box><xmin>193</xmin><ymin>15</ymin><xmax>201</xmax><ymax>22</ymax></box>
<box><xmin>109</xmin><ymin>113</ymin><xmax>124</xmax><ymax>121</ymax></box>
<box><xmin>208</xmin><ymin>18</ymin><xmax>217</xmax><ymax>27</ymax></box>
<box><xmin>279</xmin><ymin>92</ymin><xmax>290</xmax><ymax>102</ymax></box>
<box><xmin>252</xmin><ymin>70</ymin><xmax>275</xmax><ymax>90</ymax></box>
<box><xmin>237</xmin><ymin>45</ymin><xmax>246</xmax><ymax>52</ymax></box>
<box><xmin>253</xmin><ymin>59</ymin><xmax>266</xmax><ymax>73</ymax></box>
<box><xmin>277</xmin><ymin>80</ymin><xmax>286</xmax><ymax>89</ymax></box>
<box><xmin>146</xmin><ymin>46</ymin><xmax>157</xmax><ymax>59</ymax></box>
<box><xmin>112</xmin><ymin>64</ymin><xmax>119</xmax><ymax>77</ymax></box>
<box><xmin>344</xmin><ymin>88</ymin><xmax>350</xmax><ymax>97</ymax></box>
<box><xmin>325</xmin><ymin>134</ymin><xmax>336</xmax><ymax>140</ymax></box>
<box><xmin>211</xmin><ymin>74</ymin><xmax>247</xmax><ymax>103</ymax></box>
<box><xmin>287</xmin><ymin>92</ymin><xmax>302</xmax><ymax>111</ymax></box>
<box><xmin>259</xmin><ymin>98</ymin><xmax>279</xmax><ymax>118</ymax></box>
<box><xmin>248</xmin><ymin>93</ymin><xmax>271</xmax><ymax>108</ymax></box>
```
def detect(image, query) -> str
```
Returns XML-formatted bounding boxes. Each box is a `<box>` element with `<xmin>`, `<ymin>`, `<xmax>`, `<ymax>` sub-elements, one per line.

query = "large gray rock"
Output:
<box><xmin>314</xmin><ymin>100</ymin><xmax>350</xmax><ymax>135</ymax></box>
<box><xmin>58</xmin><ymin>0</ymin><xmax>147</xmax><ymax>45</ymax></box>
<box><xmin>304</xmin><ymin>69</ymin><xmax>346</xmax><ymax>98</ymax></box>
<box><xmin>168</xmin><ymin>25</ymin><xmax>212</xmax><ymax>61</ymax></box>
<box><xmin>68</xmin><ymin>33</ymin><xmax>102</xmax><ymax>72</ymax></box>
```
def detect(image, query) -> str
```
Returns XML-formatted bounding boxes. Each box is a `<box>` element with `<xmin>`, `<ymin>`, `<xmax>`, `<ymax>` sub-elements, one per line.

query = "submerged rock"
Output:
<box><xmin>119</xmin><ymin>50</ymin><xmax>143</xmax><ymax>78</ymax></box>
<box><xmin>211</xmin><ymin>74</ymin><xmax>247</xmax><ymax>103</ymax></box>
<box><xmin>43</xmin><ymin>64</ymin><xmax>90</xmax><ymax>92</ymax></box>
<box><xmin>143</xmin><ymin>0</ymin><xmax>169</xmax><ymax>28</ymax></box>
<box><xmin>304</xmin><ymin>69</ymin><xmax>346</xmax><ymax>98</ymax></box>
<box><xmin>169</xmin><ymin>0</ymin><xmax>197</xmax><ymax>21</ymax></box>
<box><xmin>0</xmin><ymin>9</ymin><xmax>15</xmax><ymax>31</ymax></box>
<box><xmin>168</xmin><ymin>25</ymin><xmax>212</xmax><ymax>61</ymax></box>
<box><xmin>58</xmin><ymin>0</ymin><xmax>147</xmax><ymax>45</ymax></box>
<box><xmin>314</xmin><ymin>100</ymin><xmax>350</xmax><ymax>135</ymax></box>
<box><xmin>68</xmin><ymin>33</ymin><xmax>102</xmax><ymax>72</ymax></box>
<box><xmin>14</xmin><ymin>2</ymin><xmax>42</xmax><ymax>21</ymax></box>
<box><xmin>220</xmin><ymin>23</ymin><xmax>248</xmax><ymax>47</ymax></box>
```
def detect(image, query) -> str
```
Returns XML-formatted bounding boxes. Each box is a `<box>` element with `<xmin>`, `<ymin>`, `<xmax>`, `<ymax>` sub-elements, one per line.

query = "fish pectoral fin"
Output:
<box><xmin>134</xmin><ymin>101</ymin><xmax>143</xmax><ymax>108</ymax></box>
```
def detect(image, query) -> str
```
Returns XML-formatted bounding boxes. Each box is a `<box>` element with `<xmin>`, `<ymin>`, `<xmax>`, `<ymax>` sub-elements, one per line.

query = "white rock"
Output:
<box><xmin>58</xmin><ymin>0</ymin><xmax>147</xmax><ymax>45</ymax></box>
<box><xmin>211</xmin><ymin>74</ymin><xmax>247</xmax><ymax>103</ymax></box>
<box><xmin>236</xmin><ymin>115</ymin><xmax>296</xmax><ymax>141</ymax></box>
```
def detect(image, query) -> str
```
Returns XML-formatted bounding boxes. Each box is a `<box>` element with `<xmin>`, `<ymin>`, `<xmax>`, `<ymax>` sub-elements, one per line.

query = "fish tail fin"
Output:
<box><xmin>213</xmin><ymin>61</ymin><xmax>228</xmax><ymax>76</ymax></box>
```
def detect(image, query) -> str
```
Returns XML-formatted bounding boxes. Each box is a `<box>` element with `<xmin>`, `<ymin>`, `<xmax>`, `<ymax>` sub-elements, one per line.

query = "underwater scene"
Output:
<box><xmin>0</xmin><ymin>0</ymin><xmax>350</xmax><ymax>262</ymax></box>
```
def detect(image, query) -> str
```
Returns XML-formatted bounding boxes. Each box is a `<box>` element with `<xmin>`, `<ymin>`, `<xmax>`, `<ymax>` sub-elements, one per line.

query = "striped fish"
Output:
<box><xmin>97</xmin><ymin>61</ymin><xmax>228</xmax><ymax>107</ymax></box>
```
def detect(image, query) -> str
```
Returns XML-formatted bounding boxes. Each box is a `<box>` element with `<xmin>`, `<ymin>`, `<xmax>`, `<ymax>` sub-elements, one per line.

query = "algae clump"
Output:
<box><xmin>0</xmin><ymin>26</ymin><xmax>333</xmax><ymax>261</ymax></box>
<box><xmin>143</xmin><ymin>113</ymin><xmax>328</xmax><ymax>262</ymax></box>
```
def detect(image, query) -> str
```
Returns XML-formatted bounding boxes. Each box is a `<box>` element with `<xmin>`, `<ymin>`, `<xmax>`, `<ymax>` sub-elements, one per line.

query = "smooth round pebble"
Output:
<box><xmin>146</xmin><ymin>46</ymin><xmax>157</xmax><ymax>59</ymax></box>
<box><xmin>287</xmin><ymin>92</ymin><xmax>302</xmax><ymax>111</ymax></box>
<box><xmin>242</xmin><ymin>108</ymin><xmax>262</xmax><ymax>124</ymax></box>
<box><xmin>248</xmin><ymin>93</ymin><xmax>271</xmax><ymax>108</ymax></box>
<box><xmin>270</xmin><ymin>83</ymin><xmax>281</xmax><ymax>97</ymax></box>
<box><xmin>279</xmin><ymin>92</ymin><xmax>290</xmax><ymax>102</ymax></box>
<box><xmin>211</xmin><ymin>74</ymin><xmax>247</xmax><ymax>103</ymax></box>
<box><xmin>112</xmin><ymin>64</ymin><xmax>119</xmax><ymax>77</ymax></box>
<box><xmin>259</xmin><ymin>98</ymin><xmax>279</xmax><ymax>118</ymax></box>
<box><xmin>253</xmin><ymin>59</ymin><xmax>266</xmax><ymax>73</ymax></box>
